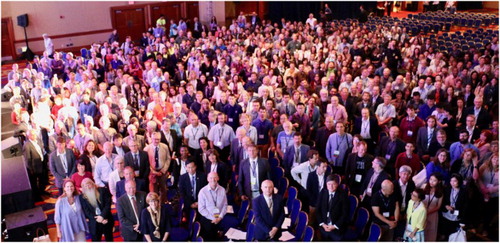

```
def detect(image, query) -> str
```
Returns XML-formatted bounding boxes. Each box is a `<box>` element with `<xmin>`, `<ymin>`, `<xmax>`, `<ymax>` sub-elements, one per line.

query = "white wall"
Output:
<box><xmin>198</xmin><ymin>1</ymin><xmax>225</xmax><ymax>26</ymax></box>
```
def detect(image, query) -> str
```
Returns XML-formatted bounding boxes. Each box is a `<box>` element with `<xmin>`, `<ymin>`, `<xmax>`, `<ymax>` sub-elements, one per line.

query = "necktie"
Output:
<box><xmin>435</xmin><ymin>90</ymin><xmax>440</xmax><ymax>102</ymax></box>
<box><xmin>252</xmin><ymin>161</ymin><xmax>259</xmax><ymax>191</ymax></box>
<box><xmin>328</xmin><ymin>193</ymin><xmax>334</xmax><ymax>209</ymax></box>
<box><xmin>191</xmin><ymin>176</ymin><xmax>196</xmax><ymax>199</ymax></box>
<box><xmin>428</xmin><ymin>129</ymin><xmax>433</xmax><ymax>147</ymax></box>
<box><xmin>286</xmin><ymin>104</ymin><xmax>289</xmax><ymax>115</ymax></box>
<box><xmin>131</xmin><ymin>196</ymin><xmax>140</xmax><ymax>222</ymax></box>
<box><xmin>268</xmin><ymin>197</ymin><xmax>273</xmax><ymax>215</ymax></box>
<box><xmin>154</xmin><ymin>146</ymin><xmax>159</xmax><ymax>169</ymax></box>
<box><xmin>295</xmin><ymin>146</ymin><xmax>300</xmax><ymax>164</ymax></box>
<box><xmin>60</xmin><ymin>154</ymin><xmax>68</xmax><ymax>175</ymax></box>
<box><xmin>134</xmin><ymin>153</ymin><xmax>139</xmax><ymax>169</ymax></box>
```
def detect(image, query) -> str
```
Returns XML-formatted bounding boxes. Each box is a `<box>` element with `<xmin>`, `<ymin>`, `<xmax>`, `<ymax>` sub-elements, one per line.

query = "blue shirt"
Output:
<box><xmin>277</xmin><ymin>131</ymin><xmax>294</xmax><ymax>154</ymax></box>
<box><xmin>79</xmin><ymin>101</ymin><xmax>97</xmax><ymax>124</ymax></box>
<box><xmin>223</xmin><ymin>103</ymin><xmax>243</xmax><ymax>130</ymax></box>
<box><xmin>417</xmin><ymin>104</ymin><xmax>436</xmax><ymax>120</ymax></box>
<box><xmin>449</xmin><ymin>142</ymin><xmax>479</xmax><ymax>164</ymax></box>
<box><xmin>251</xmin><ymin>118</ymin><xmax>274</xmax><ymax>145</ymax></box>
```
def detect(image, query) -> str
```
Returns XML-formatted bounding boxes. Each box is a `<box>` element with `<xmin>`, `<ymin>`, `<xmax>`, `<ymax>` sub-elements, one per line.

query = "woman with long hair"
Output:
<box><xmin>423</xmin><ymin>173</ymin><xmax>444</xmax><ymax>241</ymax></box>
<box><xmin>439</xmin><ymin>174</ymin><xmax>467</xmax><ymax>240</ymax></box>
<box><xmin>80</xmin><ymin>140</ymin><xmax>102</xmax><ymax>173</ymax></box>
<box><xmin>426</xmin><ymin>149</ymin><xmax>451</xmax><ymax>183</ymax></box>
<box><xmin>55</xmin><ymin>179</ymin><xmax>89</xmax><ymax>241</ymax></box>
<box><xmin>474</xmin><ymin>130</ymin><xmax>493</xmax><ymax>158</ymax></box>
<box><xmin>478</xmin><ymin>154</ymin><xmax>499</xmax><ymax>239</ymax></box>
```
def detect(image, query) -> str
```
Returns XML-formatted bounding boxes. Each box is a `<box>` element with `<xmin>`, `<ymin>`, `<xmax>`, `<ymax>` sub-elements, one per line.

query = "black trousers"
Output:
<box><xmin>214</xmin><ymin>145</ymin><xmax>230</xmax><ymax>164</ymax></box>
<box><xmin>91</xmin><ymin>221</ymin><xmax>115</xmax><ymax>241</ymax></box>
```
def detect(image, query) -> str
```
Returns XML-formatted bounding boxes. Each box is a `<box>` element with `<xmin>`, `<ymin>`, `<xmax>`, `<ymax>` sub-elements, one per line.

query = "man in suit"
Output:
<box><xmin>460</xmin><ymin>114</ymin><xmax>481</xmax><ymax>144</ymax></box>
<box><xmin>23</xmin><ymin>129</ymin><xmax>46</xmax><ymax>200</ymax></box>
<box><xmin>376</xmin><ymin>126</ymin><xmax>406</xmax><ymax>178</ymax></box>
<box><xmin>229</xmin><ymin>129</ymin><xmax>246</xmax><ymax>172</ymax></box>
<box><xmin>80</xmin><ymin>178</ymin><xmax>114</xmax><ymax>241</ymax></box>
<box><xmin>277</xmin><ymin>93</ymin><xmax>296</xmax><ymax>117</ymax></box>
<box><xmin>253</xmin><ymin>180</ymin><xmax>285</xmax><ymax>241</ymax></box>
<box><xmin>49</xmin><ymin>136</ymin><xmax>76</xmax><ymax>195</ymax></box>
<box><xmin>117</xmin><ymin>180</ymin><xmax>147</xmax><ymax>241</ymax></box>
<box><xmin>238</xmin><ymin>145</ymin><xmax>271</xmax><ymax>200</ymax></box>
<box><xmin>463</xmin><ymin>97</ymin><xmax>491</xmax><ymax>130</ymax></box>
<box><xmin>144</xmin><ymin>132</ymin><xmax>171</xmax><ymax>203</ymax></box>
<box><xmin>178</xmin><ymin>161</ymin><xmax>207</xmax><ymax>214</ymax></box>
<box><xmin>307</xmin><ymin>161</ymin><xmax>331</xmax><ymax>226</ymax></box>
<box><xmin>392</xmin><ymin>166</ymin><xmax>416</xmax><ymax>240</ymax></box>
<box><xmin>316</xmin><ymin>174</ymin><xmax>350</xmax><ymax>241</ymax></box>
<box><xmin>283</xmin><ymin>132</ymin><xmax>310</xmax><ymax>175</ymax></box>
<box><xmin>123</xmin><ymin>124</ymin><xmax>146</xmax><ymax>151</ymax></box>
<box><xmin>416</xmin><ymin>116</ymin><xmax>438</xmax><ymax>159</ymax></box>
<box><xmin>160</xmin><ymin>118</ymin><xmax>180</xmax><ymax>155</ymax></box>
<box><xmin>353</xmin><ymin>108</ymin><xmax>380</xmax><ymax>154</ymax></box>
<box><xmin>354</xmin><ymin>91</ymin><xmax>374</xmax><ymax>118</ymax></box>
<box><xmin>124</xmin><ymin>140</ymin><xmax>150</xmax><ymax>183</ymax></box>
<box><xmin>192</xmin><ymin>17</ymin><xmax>203</xmax><ymax>38</ymax></box>
<box><xmin>112</xmin><ymin>133</ymin><xmax>130</xmax><ymax>158</ymax></box>
<box><xmin>116</xmin><ymin>166</ymin><xmax>147</xmax><ymax>200</ymax></box>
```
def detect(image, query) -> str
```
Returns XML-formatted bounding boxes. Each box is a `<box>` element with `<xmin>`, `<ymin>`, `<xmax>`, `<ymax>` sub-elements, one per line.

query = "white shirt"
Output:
<box><xmin>360</xmin><ymin>118</ymin><xmax>371</xmax><ymax>139</ymax></box>
<box><xmin>291</xmin><ymin>161</ymin><xmax>317</xmax><ymax>188</ymax></box>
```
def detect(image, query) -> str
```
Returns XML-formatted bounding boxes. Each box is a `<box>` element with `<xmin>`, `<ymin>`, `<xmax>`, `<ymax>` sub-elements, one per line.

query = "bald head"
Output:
<box><xmin>261</xmin><ymin>179</ymin><xmax>274</xmax><ymax>197</ymax></box>
<box><xmin>381</xmin><ymin>179</ymin><xmax>394</xmax><ymax>196</ymax></box>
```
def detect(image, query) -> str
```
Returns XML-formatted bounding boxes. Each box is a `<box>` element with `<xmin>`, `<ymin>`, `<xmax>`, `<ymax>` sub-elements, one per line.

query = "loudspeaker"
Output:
<box><xmin>4</xmin><ymin>207</ymin><xmax>48</xmax><ymax>242</ymax></box>
<box><xmin>2</xmin><ymin>136</ymin><xmax>23</xmax><ymax>159</ymax></box>
<box><xmin>17</xmin><ymin>14</ymin><xmax>29</xmax><ymax>27</ymax></box>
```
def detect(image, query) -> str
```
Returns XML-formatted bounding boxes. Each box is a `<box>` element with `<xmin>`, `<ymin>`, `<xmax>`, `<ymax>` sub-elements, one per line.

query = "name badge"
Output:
<box><xmin>355</xmin><ymin>174</ymin><xmax>362</xmax><ymax>183</ymax></box>
<box><xmin>251</xmin><ymin>177</ymin><xmax>257</xmax><ymax>185</ymax></box>
<box><xmin>407</xmin><ymin>130</ymin><xmax>413</xmax><ymax>136</ymax></box>
<box><xmin>385</xmin><ymin>154</ymin><xmax>391</xmax><ymax>160</ymax></box>
<box><xmin>213</xmin><ymin>208</ymin><xmax>220</xmax><ymax>218</ymax></box>
<box><xmin>259</xmin><ymin>134</ymin><xmax>264</xmax><ymax>139</ymax></box>
<box><xmin>383</xmin><ymin>212</ymin><xmax>390</xmax><ymax>218</ymax></box>
<box><xmin>228</xmin><ymin>118</ymin><xmax>233</xmax><ymax>122</ymax></box>
<box><xmin>216</xmin><ymin>141</ymin><xmax>223</xmax><ymax>147</ymax></box>
<box><xmin>333</xmin><ymin>150</ymin><xmax>340</xmax><ymax>157</ymax></box>
<box><xmin>367</xmin><ymin>188</ymin><xmax>372</xmax><ymax>194</ymax></box>
<box><xmin>283</xmin><ymin>148</ymin><xmax>286</xmax><ymax>154</ymax></box>
<box><xmin>453</xmin><ymin>210</ymin><xmax>459</xmax><ymax>216</ymax></box>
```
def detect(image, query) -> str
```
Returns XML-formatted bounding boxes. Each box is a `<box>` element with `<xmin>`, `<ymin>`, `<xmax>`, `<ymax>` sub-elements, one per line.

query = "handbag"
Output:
<box><xmin>33</xmin><ymin>228</ymin><xmax>51</xmax><ymax>242</ymax></box>
<box><xmin>412</xmin><ymin>168</ymin><xmax>427</xmax><ymax>189</ymax></box>
<box><xmin>449</xmin><ymin>227</ymin><xmax>466</xmax><ymax>242</ymax></box>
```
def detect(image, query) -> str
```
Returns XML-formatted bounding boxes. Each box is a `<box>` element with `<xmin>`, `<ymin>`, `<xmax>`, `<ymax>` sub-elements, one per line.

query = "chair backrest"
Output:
<box><xmin>246</xmin><ymin>223</ymin><xmax>255</xmax><ymax>242</ymax></box>
<box><xmin>271</xmin><ymin>166</ymin><xmax>284</xmax><ymax>186</ymax></box>
<box><xmin>348</xmin><ymin>194</ymin><xmax>359</xmax><ymax>223</ymax></box>
<box><xmin>269</xmin><ymin>157</ymin><xmax>279</xmax><ymax>168</ymax></box>
<box><xmin>191</xmin><ymin>221</ymin><xmax>201</xmax><ymax>241</ymax></box>
<box><xmin>367</xmin><ymin>223</ymin><xmax>382</xmax><ymax>242</ymax></box>
<box><xmin>294</xmin><ymin>211</ymin><xmax>308</xmax><ymax>240</ymax></box>
<box><xmin>188</xmin><ymin>209</ymin><xmax>197</xmax><ymax>229</ymax></box>
<box><xmin>278</xmin><ymin>177</ymin><xmax>289</xmax><ymax>196</ymax></box>
<box><xmin>246</xmin><ymin>209</ymin><xmax>255</xmax><ymax>231</ymax></box>
<box><xmin>290</xmin><ymin>199</ymin><xmax>302</xmax><ymax>228</ymax></box>
<box><xmin>238</xmin><ymin>199</ymin><xmax>250</xmax><ymax>224</ymax></box>
<box><xmin>303</xmin><ymin>226</ymin><xmax>314</xmax><ymax>241</ymax></box>
<box><xmin>286</xmin><ymin>186</ymin><xmax>298</xmax><ymax>211</ymax></box>
<box><xmin>196</xmin><ymin>236</ymin><xmax>203</xmax><ymax>242</ymax></box>
<box><xmin>355</xmin><ymin>207</ymin><xmax>370</xmax><ymax>236</ymax></box>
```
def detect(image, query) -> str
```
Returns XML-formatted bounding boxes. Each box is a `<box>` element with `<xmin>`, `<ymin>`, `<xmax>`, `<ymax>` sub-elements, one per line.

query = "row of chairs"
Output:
<box><xmin>408</xmin><ymin>10</ymin><xmax>498</xmax><ymax>28</ymax></box>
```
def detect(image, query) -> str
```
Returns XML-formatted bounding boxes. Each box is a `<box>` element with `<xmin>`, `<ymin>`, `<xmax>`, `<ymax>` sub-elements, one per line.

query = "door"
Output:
<box><xmin>185</xmin><ymin>2</ymin><xmax>200</xmax><ymax>20</ymax></box>
<box><xmin>1</xmin><ymin>18</ymin><xmax>16</xmax><ymax>60</ymax></box>
<box><xmin>150</xmin><ymin>3</ymin><xmax>182</xmax><ymax>32</ymax></box>
<box><xmin>112</xmin><ymin>7</ymin><xmax>146</xmax><ymax>43</ymax></box>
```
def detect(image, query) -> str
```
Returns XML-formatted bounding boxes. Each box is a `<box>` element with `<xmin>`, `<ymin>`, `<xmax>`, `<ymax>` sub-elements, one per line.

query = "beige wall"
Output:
<box><xmin>198</xmin><ymin>1</ymin><xmax>225</xmax><ymax>26</ymax></box>
<box><xmin>1</xmin><ymin>1</ymin><xmax>130</xmax><ymax>54</ymax></box>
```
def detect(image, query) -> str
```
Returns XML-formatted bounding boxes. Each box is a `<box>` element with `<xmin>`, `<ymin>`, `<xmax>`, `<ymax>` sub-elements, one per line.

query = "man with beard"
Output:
<box><xmin>449</xmin><ymin>130</ymin><xmax>480</xmax><ymax>163</ymax></box>
<box><xmin>79</xmin><ymin>178</ymin><xmax>114</xmax><ymax>241</ymax></box>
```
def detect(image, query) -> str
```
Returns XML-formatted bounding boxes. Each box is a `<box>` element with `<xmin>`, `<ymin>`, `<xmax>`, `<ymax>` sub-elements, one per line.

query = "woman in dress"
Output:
<box><xmin>422</xmin><ymin>172</ymin><xmax>444</xmax><ymax>241</ymax></box>
<box><xmin>55</xmin><ymin>179</ymin><xmax>89</xmax><ymax>241</ymax></box>
<box><xmin>140</xmin><ymin>192</ymin><xmax>170</xmax><ymax>242</ymax></box>
<box><xmin>478</xmin><ymin>154</ymin><xmax>499</xmax><ymax>239</ymax></box>
<box><xmin>71</xmin><ymin>159</ymin><xmax>93</xmax><ymax>192</ymax></box>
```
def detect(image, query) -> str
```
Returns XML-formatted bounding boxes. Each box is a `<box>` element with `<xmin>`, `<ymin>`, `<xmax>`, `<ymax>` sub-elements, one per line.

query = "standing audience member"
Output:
<box><xmin>80</xmin><ymin>178</ymin><xmax>114</xmax><ymax>241</ymax></box>
<box><xmin>117</xmin><ymin>180</ymin><xmax>147</xmax><ymax>241</ymax></box>
<box><xmin>371</xmin><ymin>180</ymin><xmax>400</xmax><ymax>241</ymax></box>
<box><xmin>404</xmin><ymin>189</ymin><xmax>427</xmax><ymax>242</ymax></box>
<box><xmin>423</xmin><ymin>173</ymin><xmax>444</xmax><ymax>242</ymax></box>
<box><xmin>316</xmin><ymin>174</ymin><xmax>350</xmax><ymax>241</ymax></box>
<box><xmin>252</xmin><ymin>180</ymin><xmax>285</xmax><ymax>241</ymax></box>
<box><xmin>55</xmin><ymin>179</ymin><xmax>89</xmax><ymax>242</ymax></box>
<box><xmin>140</xmin><ymin>192</ymin><xmax>171</xmax><ymax>242</ymax></box>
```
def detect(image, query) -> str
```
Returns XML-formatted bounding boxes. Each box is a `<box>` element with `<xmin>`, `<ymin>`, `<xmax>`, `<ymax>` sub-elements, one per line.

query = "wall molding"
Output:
<box><xmin>14</xmin><ymin>28</ymin><xmax>113</xmax><ymax>44</ymax></box>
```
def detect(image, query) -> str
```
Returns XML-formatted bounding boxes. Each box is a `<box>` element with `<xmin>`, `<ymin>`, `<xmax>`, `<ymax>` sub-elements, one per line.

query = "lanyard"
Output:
<box><xmin>191</xmin><ymin>126</ymin><xmax>200</xmax><ymax>139</ymax></box>
<box><xmin>427</xmin><ymin>194</ymin><xmax>435</xmax><ymax>208</ymax></box>
<box><xmin>219</xmin><ymin>127</ymin><xmax>225</xmax><ymax>141</ymax></box>
<box><xmin>451</xmin><ymin>189</ymin><xmax>459</xmax><ymax>206</ymax></box>
<box><xmin>379</xmin><ymin>191</ymin><xmax>390</xmax><ymax>209</ymax></box>
<box><xmin>362</xmin><ymin>120</ymin><xmax>370</xmax><ymax>134</ymax></box>
<box><xmin>210</xmin><ymin>189</ymin><xmax>218</xmax><ymax>206</ymax></box>
<box><xmin>491</xmin><ymin>171</ymin><xmax>496</xmax><ymax>184</ymax></box>
<box><xmin>335</xmin><ymin>134</ymin><xmax>346</xmax><ymax>151</ymax></box>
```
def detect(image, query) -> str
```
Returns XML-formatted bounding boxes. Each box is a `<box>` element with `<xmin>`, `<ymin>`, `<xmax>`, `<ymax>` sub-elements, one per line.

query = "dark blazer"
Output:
<box><xmin>316</xmin><ymin>188</ymin><xmax>350</xmax><ymax>233</ymax></box>
<box><xmin>116</xmin><ymin>178</ymin><xmax>147</xmax><ymax>199</ymax></box>
<box><xmin>229</xmin><ymin>138</ymin><xmax>244</xmax><ymax>168</ymax></box>
<box><xmin>80</xmin><ymin>187</ymin><xmax>114</xmax><ymax>237</ymax></box>
<box><xmin>392</xmin><ymin>179</ymin><xmax>416</xmax><ymax>213</ymax></box>
<box><xmin>160</xmin><ymin>129</ymin><xmax>180</xmax><ymax>154</ymax></box>
<box><xmin>359</xmin><ymin>168</ymin><xmax>390</xmax><ymax>198</ymax></box>
<box><xmin>23</xmin><ymin>140</ymin><xmax>45</xmax><ymax>174</ymax></box>
<box><xmin>354</xmin><ymin>101</ymin><xmax>374</xmax><ymax>118</ymax></box>
<box><xmin>205</xmin><ymin>161</ymin><xmax>230</xmax><ymax>188</ymax></box>
<box><xmin>416</xmin><ymin>126</ymin><xmax>437</xmax><ymax>156</ymax></box>
<box><xmin>140</xmin><ymin>205</ymin><xmax>171</xmax><ymax>241</ymax></box>
<box><xmin>49</xmin><ymin>148</ymin><xmax>77</xmax><ymax>188</ymax></box>
<box><xmin>124</xmin><ymin>151</ymin><xmax>150</xmax><ymax>182</ymax></box>
<box><xmin>352</xmin><ymin>117</ymin><xmax>380</xmax><ymax>141</ymax></box>
<box><xmin>345</xmin><ymin>153</ymin><xmax>374</xmax><ymax>195</ymax></box>
<box><xmin>117</xmin><ymin>191</ymin><xmax>148</xmax><ymax>241</ymax></box>
<box><xmin>113</xmin><ymin>145</ymin><xmax>130</xmax><ymax>157</ymax></box>
<box><xmin>238</xmin><ymin>158</ymin><xmax>271</xmax><ymax>198</ymax></box>
<box><xmin>253</xmin><ymin>194</ymin><xmax>285</xmax><ymax>241</ymax></box>
<box><xmin>456</xmin><ymin>128</ymin><xmax>480</xmax><ymax>144</ymax></box>
<box><xmin>440</xmin><ymin>186</ymin><xmax>467</xmax><ymax>223</ymax></box>
<box><xmin>283</xmin><ymin>144</ymin><xmax>310</xmax><ymax>173</ymax></box>
<box><xmin>168</xmin><ymin>157</ymin><xmax>197</xmax><ymax>188</ymax></box>
<box><xmin>306</xmin><ymin>171</ymin><xmax>331</xmax><ymax>208</ymax></box>
<box><xmin>178</xmin><ymin>172</ymin><xmax>207</xmax><ymax>210</ymax></box>
<box><xmin>376</xmin><ymin>137</ymin><xmax>406</xmax><ymax>167</ymax></box>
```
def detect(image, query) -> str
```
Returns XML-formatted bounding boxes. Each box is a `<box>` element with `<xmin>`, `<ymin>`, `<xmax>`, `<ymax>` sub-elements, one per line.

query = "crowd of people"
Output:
<box><xmin>3</xmin><ymin>4</ymin><xmax>499</xmax><ymax>242</ymax></box>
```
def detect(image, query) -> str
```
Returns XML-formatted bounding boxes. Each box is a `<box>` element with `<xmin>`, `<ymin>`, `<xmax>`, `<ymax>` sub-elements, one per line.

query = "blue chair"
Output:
<box><xmin>483</xmin><ymin>18</ymin><xmax>492</xmax><ymax>26</ymax></box>
<box><xmin>303</xmin><ymin>226</ymin><xmax>314</xmax><ymax>241</ymax></box>
<box><xmin>171</xmin><ymin>198</ymin><xmax>184</xmax><ymax>227</ymax></box>
<box><xmin>348</xmin><ymin>194</ymin><xmax>359</xmax><ymax>223</ymax></box>
<box><xmin>195</xmin><ymin>236</ymin><xmax>203</xmax><ymax>241</ymax></box>
<box><xmin>286</xmin><ymin>186</ymin><xmax>298</xmax><ymax>215</ymax></box>
<box><xmin>245</xmin><ymin>210</ymin><xmax>255</xmax><ymax>231</ymax></box>
<box><xmin>191</xmin><ymin>221</ymin><xmax>201</xmax><ymax>241</ymax></box>
<box><xmin>367</xmin><ymin>223</ymin><xmax>382</xmax><ymax>242</ymax></box>
<box><xmin>268</xmin><ymin>149</ymin><xmax>275</xmax><ymax>160</ymax></box>
<box><xmin>169</xmin><ymin>209</ymin><xmax>197</xmax><ymax>241</ymax></box>
<box><xmin>220</xmin><ymin>199</ymin><xmax>249</xmax><ymax>231</ymax></box>
<box><xmin>278</xmin><ymin>177</ymin><xmax>289</xmax><ymax>196</ymax></box>
<box><xmin>289</xmin><ymin>211</ymin><xmax>308</xmax><ymax>241</ymax></box>
<box><xmin>269</xmin><ymin>157</ymin><xmax>279</xmax><ymax>168</ymax></box>
<box><xmin>271</xmin><ymin>166</ymin><xmax>284</xmax><ymax>188</ymax></box>
<box><xmin>289</xmin><ymin>199</ymin><xmax>302</xmax><ymax>230</ymax></box>
<box><xmin>246</xmin><ymin>223</ymin><xmax>255</xmax><ymax>242</ymax></box>
<box><xmin>343</xmin><ymin>207</ymin><xmax>370</xmax><ymax>240</ymax></box>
